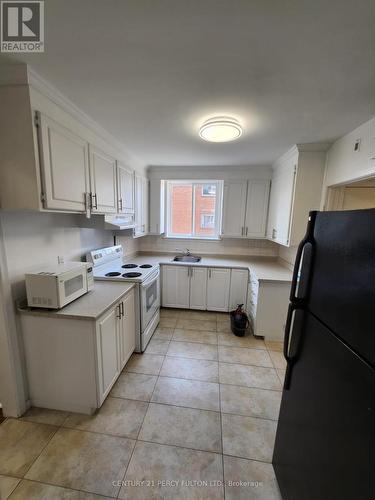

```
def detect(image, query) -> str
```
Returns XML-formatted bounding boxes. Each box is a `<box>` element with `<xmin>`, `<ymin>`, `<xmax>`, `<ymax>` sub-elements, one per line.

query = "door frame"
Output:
<box><xmin>0</xmin><ymin>217</ymin><xmax>27</xmax><ymax>417</ymax></box>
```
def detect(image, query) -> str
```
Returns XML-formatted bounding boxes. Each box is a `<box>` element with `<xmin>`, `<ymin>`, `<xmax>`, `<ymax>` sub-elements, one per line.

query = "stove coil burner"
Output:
<box><xmin>139</xmin><ymin>264</ymin><xmax>152</xmax><ymax>268</ymax></box>
<box><xmin>122</xmin><ymin>264</ymin><xmax>138</xmax><ymax>269</ymax></box>
<box><xmin>105</xmin><ymin>272</ymin><xmax>122</xmax><ymax>277</ymax></box>
<box><xmin>122</xmin><ymin>272</ymin><xmax>142</xmax><ymax>278</ymax></box>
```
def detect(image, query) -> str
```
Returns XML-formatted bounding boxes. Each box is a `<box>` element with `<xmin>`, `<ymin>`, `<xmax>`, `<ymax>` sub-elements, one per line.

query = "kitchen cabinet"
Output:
<box><xmin>162</xmin><ymin>265</ymin><xmax>246</xmax><ymax>312</ymax></box>
<box><xmin>149</xmin><ymin>179</ymin><xmax>165</xmax><ymax>235</ymax></box>
<box><xmin>37</xmin><ymin>112</ymin><xmax>90</xmax><ymax>212</ymax></box>
<box><xmin>222</xmin><ymin>179</ymin><xmax>270</xmax><ymax>238</ymax></box>
<box><xmin>222</xmin><ymin>181</ymin><xmax>248</xmax><ymax>237</ymax></box>
<box><xmin>189</xmin><ymin>267</ymin><xmax>208</xmax><ymax>310</ymax></box>
<box><xmin>134</xmin><ymin>174</ymin><xmax>149</xmax><ymax>237</ymax></box>
<box><xmin>19</xmin><ymin>286</ymin><xmax>136</xmax><ymax>414</ymax></box>
<box><xmin>0</xmin><ymin>80</ymin><xmax>142</xmax><ymax>217</ymax></box>
<box><xmin>229</xmin><ymin>269</ymin><xmax>248</xmax><ymax>310</ymax></box>
<box><xmin>267</xmin><ymin>146</ymin><xmax>326</xmax><ymax>247</ymax></box>
<box><xmin>162</xmin><ymin>265</ymin><xmax>190</xmax><ymax>308</ymax></box>
<box><xmin>206</xmin><ymin>268</ymin><xmax>231</xmax><ymax>312</ymax></box>
<box><xmin>96</xmin><ymin>304</ymin><xmax>120</xmax><ymax>402</ymax></box>
<box><xmin>247</xmin><ymin>273</ymin><xmax>289</xmax><ymax>341</ymax></box>
<box><xmin>117</xmin><ymin>162</ymin><xmax>134</xmax><ymax>214</ymax></box>
<box><xmin>89</xmin><ymin>145</ymin><xmax>117</xmax><ymax>214</ymax></box>
<box><xmin>119</xmin><ymin>288</ymin><xmax>136</xmax><ymax>368</ymax></box>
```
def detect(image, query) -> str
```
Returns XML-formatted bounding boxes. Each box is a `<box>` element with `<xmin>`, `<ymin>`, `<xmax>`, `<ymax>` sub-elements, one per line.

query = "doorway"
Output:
<box><xmin>325</xmin><ymin>177</ymin><xmax>375</xmax><ymax>211</ymax></box>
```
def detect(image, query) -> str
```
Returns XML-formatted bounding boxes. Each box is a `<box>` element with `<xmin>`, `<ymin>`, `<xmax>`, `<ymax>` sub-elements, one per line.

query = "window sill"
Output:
<box><xmin>163</xmin><ymin>235</ymin><xmax>222</xmax><ymax>242</ymax></box>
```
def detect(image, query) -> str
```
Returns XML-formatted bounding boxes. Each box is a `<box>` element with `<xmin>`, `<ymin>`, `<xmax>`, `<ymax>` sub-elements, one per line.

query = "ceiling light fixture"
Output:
<box><xmin>199</xmin><ymin>116</ymin><xmax>242</xmax><ymax>142</ymax></box>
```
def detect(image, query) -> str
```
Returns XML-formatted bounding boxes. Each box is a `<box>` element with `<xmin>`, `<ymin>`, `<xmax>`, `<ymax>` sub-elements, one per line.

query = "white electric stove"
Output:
<box><xmin>87</xmin><ymin>245</ymin><xmax>160</xmax><ymax>352</ymax></box>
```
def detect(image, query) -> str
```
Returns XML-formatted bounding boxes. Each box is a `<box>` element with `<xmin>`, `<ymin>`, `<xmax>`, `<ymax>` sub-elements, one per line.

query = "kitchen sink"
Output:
<box><xmin>173</xmin><ymin>255</ymin><xmax>201</xmax><ymax>263</ymax></box>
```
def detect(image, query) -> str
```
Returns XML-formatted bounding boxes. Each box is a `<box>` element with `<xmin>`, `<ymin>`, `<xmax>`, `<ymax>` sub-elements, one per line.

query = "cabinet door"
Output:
<box><xmin>267</xmin><ymin>164</ymin><xmax>296</xmax><ymax>246</ymax></box>
<box><xmin>162</xmin><ymin>266</ymin><xmax>190</xmax><ymax>308</ymax></box>
<box><xmin>119</xmin><ymin>289</ymin><xmax>136</xmax><ymax>369</ymax></box>
<box><xmin>149</xmin><ymin>179</ymin><xmax>165</xmax><ymax>234</ymax></box>
<box><xmin>245</xmin><ymin>180</ymin><xmax>270</xmax><ymax>238</ymax></box>
<box><xmin>117</xmin><ymin>163</ymin><xmax>134</xmax><ymax>213</ymax></box>
<box><xmin>89</xmin><ymin>146</ymin><xmax>117</xmax><ymax>214</ymax></box>
<box><xmin>222</xmin><ymin>181</ymin><xmax>247</xmax><ymax>237</ymax></box>
<box><xmin>38</xmin><ymin>112</ymin><xmax>89</xmax><ymax>212</ymax></box>
<box><xmin>142</xmin><ymin>177</ymin><xmax>149</xmax><ymax>234</ymax></box>
<box><xmin>229</xmin><ymin>269</ymin><xmax>249</xmax><ymax>310</ymax></box>
<box><xmin>96</xmin><ymin>304</ymin><xmax>120</xmax><ymax>403</ymax></box>
<box><xmin>189</xmin><ymin>267</ymin><xmax>208</xmax><ymax>310</ymax></box>
<box><xmin>207</xmin><ymin>268</ymin><xmax>231</xmax><ymax>311</ymax></box>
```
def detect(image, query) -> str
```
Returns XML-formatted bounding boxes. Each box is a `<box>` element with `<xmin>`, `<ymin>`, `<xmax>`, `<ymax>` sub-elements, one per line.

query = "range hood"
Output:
<box><xmin>104</xmin><ymin>214</ymin><xmax>135</xmax><ymax>230</ymax></box>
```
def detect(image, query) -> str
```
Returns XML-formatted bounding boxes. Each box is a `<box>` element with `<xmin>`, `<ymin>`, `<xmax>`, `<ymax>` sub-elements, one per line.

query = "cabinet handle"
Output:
<box><xmin>208</xmin><ymin>268</ymin><xmax>212</xmax><ymax>279</ymax></box>
<box><xmin>121</xmin><ymin>301</ymin><xmax>124</xmax><ymax>316</ymax></box>
<box><xmin>241</xmin><ymin>227</ymin><xmax>244</xmax><ymax>236</ymax></box>
<box><xmin>116</xmin><ymin>304</ymin><xmax>122</xmax><ymax>319</ymax></box>
<box><xmin>245</xmin><ymin>227</ymin><xmax>248</xmax><ymax>236</ymax></box>
<box><xmin>91</xmin><ymin>193</ymin><xmax>98</xmax><ymax>210</ymax></box>
<box><xmin>187</xmin><ymin>268</ymin><xmax>190</xmax><ymax>277</ymax></box>
<box><xmin>272</xmin><ymin>228</ymin><xmax>277</xmax><ymax>239</ymax></box>
<box><xmin>119</xmin><ymin>198</ymin><xmax>123</xmax><ymax>211</ymax></box>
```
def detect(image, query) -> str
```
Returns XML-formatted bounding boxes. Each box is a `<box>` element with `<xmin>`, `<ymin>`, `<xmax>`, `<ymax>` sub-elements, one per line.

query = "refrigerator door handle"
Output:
<box><xmin>290</xmin><ymin>211</ymin><xmax>317</xmax><ymax>304</ymax></box>
<box><xmin>283</xmin><ymin>304</ymin><xmax>305</xmax><ymax>390</ymax></box>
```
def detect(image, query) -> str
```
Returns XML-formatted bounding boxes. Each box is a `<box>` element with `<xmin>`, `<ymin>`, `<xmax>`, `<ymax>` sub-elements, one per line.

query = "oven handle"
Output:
<box><xmin>141</xmin><ymin>270</ymin><xmax>160</xmax><ymax>288</ymax></box>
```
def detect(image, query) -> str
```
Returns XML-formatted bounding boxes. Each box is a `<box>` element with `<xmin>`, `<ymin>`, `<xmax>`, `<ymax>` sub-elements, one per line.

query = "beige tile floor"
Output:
<box><xmin>0</xmin><ymin>308</ymin><xmax>285</xmax><ymax>499</ymax></box>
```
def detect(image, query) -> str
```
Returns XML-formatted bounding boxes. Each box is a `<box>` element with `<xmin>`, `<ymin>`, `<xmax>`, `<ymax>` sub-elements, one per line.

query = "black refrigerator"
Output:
<box><xmin>273</xmin><ymin>209</ymin><xmax>375</xmax><ymax>500</ymax></box>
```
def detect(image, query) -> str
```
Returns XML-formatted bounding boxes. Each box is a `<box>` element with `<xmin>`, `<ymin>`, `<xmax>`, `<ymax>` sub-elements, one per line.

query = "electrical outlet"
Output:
<box><xmin>57</xmin><ymin>256</ymin><xmax>64</xmax><ymax>264</ymax></box>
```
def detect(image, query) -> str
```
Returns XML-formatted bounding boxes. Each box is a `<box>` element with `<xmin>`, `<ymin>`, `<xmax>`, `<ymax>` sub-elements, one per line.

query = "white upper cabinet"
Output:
<box><xmin>89</xmin><ymin>145</ymin><xmax>117</xmax><ymax>214</ymax></box>
<box><xmin>222</xmin><ymin>181</ymin><xmax>247</xmax><ymax>237</ymax></box>
<box><xmin>245</xmin><ymin>180</ymin><xmax>270</xmax><ymax>238</ymax></box>
<box><xmin>134</xmin><ymin>174</ymin><xmax>149</xmax><ymax>237</ymax></box>
<box><xmin>149</xmin><ymin>179</ymin><xmax>165</xmax><ymax>235</ymax></box>
<box><xmin>222</xmin><ymin>179</ymin><xmax>270</xmax><ymax>238</ymax></box>
<box><xmin>267</xmin><ymin>146</ymin><xmax>326</xmax><ymax>247</ymax></box>
<box><xmin>117</xmin><ymin>162</ymin><xmax>134</xmax><ymax>214</ymax></box>
<box><xmin>162</xmin><ymin>265</ymin><xmax>190</xmax><ymax>308</ymax></box>
<box><xmin>37</xmin><ymin>112</ymin><xmax>89</xmax><ymax>212</ymax></box>
<box><xmin>206</xmin><ymin>268</ymin><xmax>231</xmax><ymax>311</ymax></box>
<box><xmin>189</xmin><ymin>267</ymin><xmax>208</xmax><ymax>310</ymax></box>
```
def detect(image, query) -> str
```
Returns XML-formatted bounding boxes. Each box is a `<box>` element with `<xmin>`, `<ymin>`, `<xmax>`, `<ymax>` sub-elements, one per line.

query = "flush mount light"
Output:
<box><xmin>199</xmin><ymin>117</ymin><xmax>242</xmax><ymax>142</ymax></box>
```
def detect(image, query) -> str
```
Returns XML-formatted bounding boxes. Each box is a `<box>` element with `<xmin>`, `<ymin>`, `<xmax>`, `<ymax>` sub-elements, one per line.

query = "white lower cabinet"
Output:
<box><xmin>162</xmin><ymin>265</ymin><xmax>248</xmax><ymax>312</ymax></box>
<box><xmin>229</xmin><ymin>269</ymin><xmax>249</xmax><ymax>310</ymax></box>
<box><xmin>206</xmin><ymin>268</ymin><xmax>231</xmax><ymax>311</ymax></box>
<box><xmin>162</xmin><ymin>265</ymin><xmax>190</xmax><ymax>308</ymax></box>
<box><xmin>189</xmin><ymin>267</ymin><xmax>208</xmax><ymax>310</ymax></box>
<box><xmin>119</xmin><ymin>288</ymin><xmax>136</xmax><ymax>368</ymax></box>
<box><xmin>20</xmin><ymin>287</ymin><xmax>136</xmax><ymax>414</ymax></box>
<box><xmin>96</xmin><ymin>305</ymin><xmax>120</xmax><ymax>404</ymax></box>
<box><xmin>247</xmin><ymin>274</ymin><xmax>290</xmax><ymax>341</ymax></box>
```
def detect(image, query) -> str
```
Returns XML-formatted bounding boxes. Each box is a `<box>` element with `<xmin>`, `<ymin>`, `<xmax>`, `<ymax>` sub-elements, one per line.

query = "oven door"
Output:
<box><xmin>140</xmin><ymin>269</ymin><xmax>160</xmax><ymax>331</ymax></box>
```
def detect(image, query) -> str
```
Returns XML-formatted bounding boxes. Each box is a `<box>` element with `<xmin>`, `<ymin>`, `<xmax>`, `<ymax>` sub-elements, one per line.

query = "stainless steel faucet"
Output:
<box><xmin>175</xmin><ymin>248</ymin><xmax>191</xmax><ymax>256</ymax></box>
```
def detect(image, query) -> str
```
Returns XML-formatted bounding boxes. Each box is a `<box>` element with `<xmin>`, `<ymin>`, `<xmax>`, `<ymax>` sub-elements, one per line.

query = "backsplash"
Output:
<box><xmin>115</xmin><ymin>231</ymin><xmax>140</xmax><ymax>257</ymax></box>
<box><xmin>137</xmin><ymin>235</ymin><xmax>278</xmax><ymax>257</ymax></box>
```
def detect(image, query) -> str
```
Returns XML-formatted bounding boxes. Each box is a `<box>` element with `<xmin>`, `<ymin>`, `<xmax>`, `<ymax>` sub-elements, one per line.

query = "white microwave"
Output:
<box><xmin>25</xmin><ymin>262</ymin><xmax>94</xmax><ymax>309</ymax></box>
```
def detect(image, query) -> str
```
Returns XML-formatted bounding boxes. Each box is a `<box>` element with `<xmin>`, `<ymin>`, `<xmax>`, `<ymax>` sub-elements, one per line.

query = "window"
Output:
<box><xmin>202</xmin><ymin>184</ymin><xmax>216</xmax><ymax>196</ymax></box>
<box><xmin>201</xmin><ymin>214</ymin><xmax>215</xmax><ymax>229</ymax></box>
<box><xmin>166</xmin><ymin>180</ymin><xmax>223</xmax><ymax>239</ymax></box>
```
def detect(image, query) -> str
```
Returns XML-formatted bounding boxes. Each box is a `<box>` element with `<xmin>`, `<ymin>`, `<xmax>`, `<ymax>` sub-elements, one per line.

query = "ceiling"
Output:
<box><xmin>5</xmin><ymin>0</ymin><xmax>375</xmax><ymax>167</ymax></box>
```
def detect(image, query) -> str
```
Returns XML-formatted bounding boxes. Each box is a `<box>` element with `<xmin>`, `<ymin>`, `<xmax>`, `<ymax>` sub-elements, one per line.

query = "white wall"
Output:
<box><xmin>322</xmin><ymin>116</ymin><xmax>375</xmax><ymax>205</ymax></box>
<box><xmin>0</xmin><ymin>212</ymin><xmax>114</xmax><ymax>299</ymax></box>
<box><xmin>139</xmin><ymin>234</ymin><xmax>278</xmax><ymax>257</ymax></box>
<box><xmin>146</xmin><ymin>164</ymin><xmax>275</xmax><ymax>257</ymax></box>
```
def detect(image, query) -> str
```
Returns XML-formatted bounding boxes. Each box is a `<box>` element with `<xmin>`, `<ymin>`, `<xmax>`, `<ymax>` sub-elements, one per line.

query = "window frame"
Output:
<box><xmin>165</xmin><ymin>180</ymin><xmax>223</xmax><ymax>240</ymax></box>
<box><xmin>200</xmin><ymin>213</ymin><xmax>215</xmax><ymax>229</ymax></box>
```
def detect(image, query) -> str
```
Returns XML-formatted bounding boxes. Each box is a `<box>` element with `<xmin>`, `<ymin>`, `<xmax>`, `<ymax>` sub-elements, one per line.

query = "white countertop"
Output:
<box><xmin>18</xmin><ymin>281</ymin><xmax>135</xmax><ymax>320</ymax></box>
<box><xmin>127</xmin><ymin>252</ymin><xmax>293</xmax><ymax>283</ymax></box>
